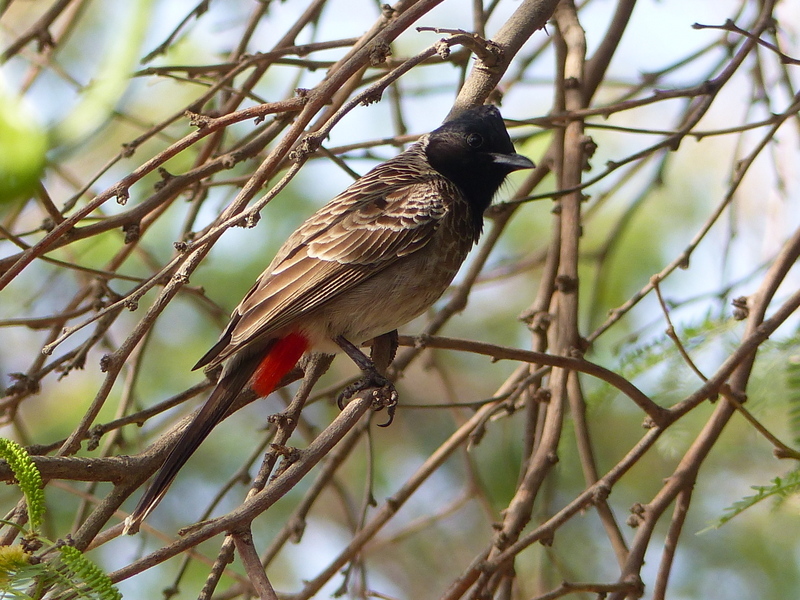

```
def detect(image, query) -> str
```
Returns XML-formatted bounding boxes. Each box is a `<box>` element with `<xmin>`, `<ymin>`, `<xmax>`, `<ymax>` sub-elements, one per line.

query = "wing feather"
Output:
<box><xmin>201</xmin><ymin>150</ymin><xmax>459</xmax><ymax>368</ymax></box>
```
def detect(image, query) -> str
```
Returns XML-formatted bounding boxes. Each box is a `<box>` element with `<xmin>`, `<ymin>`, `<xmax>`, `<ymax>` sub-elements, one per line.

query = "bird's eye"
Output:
<box><xmin>466</xmin><ymin>133</ymin><xmax>484</xmax><ymax>148</ymax></box>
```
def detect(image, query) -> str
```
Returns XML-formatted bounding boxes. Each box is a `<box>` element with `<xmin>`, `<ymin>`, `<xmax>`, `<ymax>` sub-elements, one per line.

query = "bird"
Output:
<box><xmin>124</xmin><ymin>104</ymin><xmax>534</xmax><ymax>533</ymax></box>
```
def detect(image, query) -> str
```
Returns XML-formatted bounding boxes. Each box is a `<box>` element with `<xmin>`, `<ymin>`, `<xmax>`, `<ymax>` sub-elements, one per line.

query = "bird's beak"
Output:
<box><xmin>491</xmin><ymin>153</ymin><xmax>536</xmax><ymax>172</ymax></box>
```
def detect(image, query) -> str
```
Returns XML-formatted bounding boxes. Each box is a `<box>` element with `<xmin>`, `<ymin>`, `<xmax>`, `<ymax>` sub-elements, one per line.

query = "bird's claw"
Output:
<box><xmin>374</xmin><ymin>390</ymin><xmax>398</xmax><ymax>427</ymax></box>
<box><xmin>337</xmin><ymin>370</ymin><xmax>398</xmax><ymax>426</ymax></box>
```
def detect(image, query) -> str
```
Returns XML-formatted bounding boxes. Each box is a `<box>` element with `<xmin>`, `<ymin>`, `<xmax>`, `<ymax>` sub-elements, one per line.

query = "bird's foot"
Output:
<box><xmin>337</xmin><ymin>369</ymin><xmax>398</xmax><ymax>427</ymax></box>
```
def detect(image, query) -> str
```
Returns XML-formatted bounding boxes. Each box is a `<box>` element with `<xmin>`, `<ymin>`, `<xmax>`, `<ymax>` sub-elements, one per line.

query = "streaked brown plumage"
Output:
<box><xmin>124</xmin><ymin>105</ymin><xmax>534</xmax><ymax>533</ymax></box>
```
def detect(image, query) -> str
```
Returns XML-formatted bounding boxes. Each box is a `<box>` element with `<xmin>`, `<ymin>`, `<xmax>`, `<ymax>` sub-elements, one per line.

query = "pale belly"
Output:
<box><xmin>297</xmin><ymin>235</ymin><xmax>470</xmax><ymax>354</ymax></box>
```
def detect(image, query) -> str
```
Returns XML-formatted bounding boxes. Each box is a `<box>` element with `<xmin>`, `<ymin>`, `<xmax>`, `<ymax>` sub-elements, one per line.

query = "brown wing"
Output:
<box><xmin>195</xmin><ymin>151</ymin><xmax>455</xmax><ymax>370</ymax></box>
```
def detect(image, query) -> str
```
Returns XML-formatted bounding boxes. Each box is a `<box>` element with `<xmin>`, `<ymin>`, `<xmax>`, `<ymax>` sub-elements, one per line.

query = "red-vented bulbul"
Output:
<box><xmin>124</xmin><ymin>105</ymin><xmax>534</xmax><ymax>533</ymax></box>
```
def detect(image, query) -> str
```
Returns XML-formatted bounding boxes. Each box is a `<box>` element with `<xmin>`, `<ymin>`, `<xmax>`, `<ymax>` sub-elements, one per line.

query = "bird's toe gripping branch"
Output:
<box><xmin>337</xmin><ymin>370</ymin><xmax>398</xmax><ymax>426</ymax></box>
<box><xmin>334</xmin><ymin>335</ymin><xmax>399</xmax><ymax>427</ymax></box>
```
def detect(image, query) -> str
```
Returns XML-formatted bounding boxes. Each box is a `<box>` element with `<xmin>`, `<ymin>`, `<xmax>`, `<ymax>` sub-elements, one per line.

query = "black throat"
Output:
<box><xmin>424</xmin><ymin>141</ymin><xmax>508</xmax><ymax>233</ymax></box>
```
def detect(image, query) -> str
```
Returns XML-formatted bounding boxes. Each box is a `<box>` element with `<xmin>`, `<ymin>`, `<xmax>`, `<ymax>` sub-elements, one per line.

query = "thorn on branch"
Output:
<box><xmin>244</xmin><ymin>210</ymin><xmax>260</xmax><ymax>229</ymax></box>
<box><xmin>33</xmin><ymin>28</ymin><xmax>54</xmax><ymax>52</ymax></box>
<box><xmin>581</xmin><ymin>136</ymin><xmax>597</xmax><ymax>171</ymax></box>
<box><xmin>469</xmin><ymin>421</ymin><xmax>487</xmax><ymax>446</ymax></box>
<box><xmin>521</xmin><ymin>309</ymin><xmax>552</xmax><ymax>333</ymax></box>
<box><xmin>538</xmin><ymin>530</ymin><xmax>555</xmax><ymax>547</ymax></box>
<box><xmin>733</xmin><ymin>157</ymin><xmax>748</xmax><ymax>179</ymax></box>
<box><xmin>627</xmin><ymin>502</ymin><xmax>646</xmax><ymax>527</ymax></box>
<box><xmin>270</xmin><ymin>444</ymin><xmax>301</xmax><ymax>480</ymax></box>
<box><xmin>699</xmin><ymin>79</ymin><xmax>719</xmax><ymax>96</ymax></box>
<box><xmin>642</xmin><ymin>415</ymin><xmax>658</xmax><ymax>429</ymax></box>
<box><xmin>488</xmin><ymin>88</ymin><xmax>504</xmax><ymax>106</ymax></box>
<box><xmin>361</xmin><ymin>89</ymin><xmax>384</xmax><ymax>106</ymax></box>
<box><xmin>267</xmin><ymin>411</ymin><xmax>295</xmax><ymax>427</ymax></box>
<box><xmin>555</xmin><ymin>274</ymin><xmax>578</xmax><ymax>294</ymax></box>
<box><xmin>288</xmin><ymin>516</ymin><xmax>306</xmax><ymax>543</ymax></box>
<box><xmin>171</xmin><ymin>273</ymin><xmax>189</xmax><ymax>286</ymax></box>
<box><xmin>417</xmin><ymin>27</ymin><xmax>503</xmax><ymax>68</ymax></box>
<box><xmin>185</xmin><ymin>110</ymin><xmax>211</xmax><ymax>129</ymax></box>
<box><xmin>5</xmin><ymin>373</ymin><xmax>40</xmax><ymax>397</ymax></box>
<box><xmin>592</xmin><ymin>482</ymin><xmax>611</xmax><ymax>504</ymax></box>
<box><xmin>123</xmin><ymin>222</ymin><xmax>140</xmax><ymax>244</ymax></box>
<box><xmin>625</xmin><ymin>575</ymin><xmax>646</xmax><ymax>598</ymax></box>
<box><xmin>289</xmin><ymin>133</ymin><xmax>322</xmax><ymax>163</ymax></box>
<box><xmin>412</xmin><ymin>333</ymin><xmax>431</xmax><ymax>349</ymax></box>
<box><xmin>99</xmin><ymin>354</ymin><xmax>115</xmax><ymax>373</ymax></box>
<box><xmin>270</xmin><ymin>443</ymin><xmax>300</xmax><ymax>460</ymax></box>
<box><xmin>58</xmin><ymin>347</ymin><xmax>89</xmax><ymax>377</ymax></box>
<box><xmin>368</xmin><ymin>40</ymin><xmax>392</xmax><ymax>66</ymax></box>
<box><xmin>115</xmin><ymin>187</ymin><xmax>129</xmax><ymax>206</ymax></box>
<box><xmin>121</xmin><ymin>141</ymin><xmax>137</xmax><ymax>158</ymax></box>
<box><xmin>732</xmin><ymin>296</ymin><xmax>749</xmax><ymax>320</ymax></box>
<box><xmin>492</xmin><ymin>529</ymin><xmax>510</xmax><ymax>551</ymax></box>
<box><xmin>124</xmin><ymin>295</ymin><xmax>139</xmax><ymax>311</ymax></box>
<box><xmin>435</xmin><ymin>40</ymin><xmax>451</xmax><ymax>60</ymax></box>
<box><xmin>666</xmin><ymin>135</ymin><xmax>682</xmax><ymax>152</ymax></box>
<box><xmin>86</xmin><ymin>425</ymin><xmax>104</xmax><ymax>451</ymax></box>
<box><xmin>220</xmin><ymin>153</ymin><xmax>237</xmax><ymax>169</ymax></box>
<box><xmin>568</xmin><ymin>340</ymin><xmax>589</xmax><ymax>358</ymax></box>
<box><xmin>154</xmin><ymin>167</ymin><xmax>173</xmax><ymax>191</ymax></box>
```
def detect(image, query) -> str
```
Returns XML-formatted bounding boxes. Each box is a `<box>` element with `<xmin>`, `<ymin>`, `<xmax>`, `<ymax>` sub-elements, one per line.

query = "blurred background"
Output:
<box><xmin>1</xmin><ymin>0</ymin><xmax>799</xmax><ymax>598</ymax></box>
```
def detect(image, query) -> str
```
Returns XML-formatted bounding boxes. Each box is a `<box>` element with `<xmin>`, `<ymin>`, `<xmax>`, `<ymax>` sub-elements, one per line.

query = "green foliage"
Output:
<box><xmin>616</xmin><ymin>310</ymin><xmax>738</xmax><ymax>385</ymax></box>
<box><xmin>0</xmin><ymin>545</ymin><xmax>34</xmax><ymax>593</ymax></box>
<box><xmin>0</xmin><ymin>88</ymin><xmax>47</xmax><ymax>206</ymax></box>
<box><xmin>0</xmin><ymin>544</ymin><xmax>123</xmax><ymax>600</ymax></box>
<box><xmin>787</xmin><ymin>352</ymin><xmax>800</xmax><ymax>448</ymax></box>
<box><xmin>0</xmin><ymin>443</ymin><xmax>119</xmax><ymax>599</ymax></box>
<box><xmin>52</xmin><ymin>546</ymin><xmax>122</xmax><ymax>600</ymax></box>
<box><xmin>587</xmin><ymin>311</ymin><xmax>740</xmax><ymax>413</ymax></box>
<box><xmin>702</xmin><ymin>470</ymin><xmax>800</xmax><ymax>532</ymax></box>
<box><xmin>612</xmin><ymin>324</ymin><xmax>800</xmax><ymax>537</ymax></box>
<box><xmin>0</xmin><ymin>440</ymin><xmax>44</xmax><ymax>533</ymax></box>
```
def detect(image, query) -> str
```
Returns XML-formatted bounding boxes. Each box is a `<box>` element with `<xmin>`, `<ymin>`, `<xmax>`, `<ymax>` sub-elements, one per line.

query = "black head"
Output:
<box><xmin>425</xmin><ymin>105</ymin><xmax>534</xmax><ymax>219</ymax></box>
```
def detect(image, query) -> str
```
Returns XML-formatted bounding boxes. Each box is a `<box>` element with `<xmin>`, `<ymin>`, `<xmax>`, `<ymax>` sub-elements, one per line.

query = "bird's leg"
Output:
<box><xmin>335</xmin><ymin>335</ymin><xmax>398</xmax><ymax>426</ymax></box>
<box><xmin>374</xmin><ymin>329</ymin><xmax>399</xmax><ymax>365</ymax></box>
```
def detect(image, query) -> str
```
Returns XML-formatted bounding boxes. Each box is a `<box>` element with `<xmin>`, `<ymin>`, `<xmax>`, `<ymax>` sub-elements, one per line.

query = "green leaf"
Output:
<box><xmin>701</xmin><ymin>470</ymin><xmax>800</xmax><ymax>533</ymax></box>
<box><xmin>787</xmin><ymin>354</ymin><xmax>800</xmax><ymax>448</ymax></box>
<box><xmin>0</xmin><ymin>439</ymin><xmax>45</xmax><ymax>533</ymax></box>
<box><xmin>55</xmin><ymin>546</ymin><xmax>122</xmax><ymax>600</ymax></box>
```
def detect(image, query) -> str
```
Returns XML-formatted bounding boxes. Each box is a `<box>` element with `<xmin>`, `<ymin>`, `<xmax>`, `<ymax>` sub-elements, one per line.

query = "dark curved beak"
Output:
<box><xmin>491</xmin><ymin>152</ymin><xmax>536</xmax><ymax>172</ymax></box>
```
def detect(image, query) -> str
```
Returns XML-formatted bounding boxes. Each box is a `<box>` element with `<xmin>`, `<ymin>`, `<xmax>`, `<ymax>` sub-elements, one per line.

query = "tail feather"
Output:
<box><xmin>252</xmin><ymin>332</ymin><xmax>309</xmax><ymax>396</ymax></box>
<box><xmin>124</xmin><ymin>333</ymin><xmax>309</xmax><ymax>534</ymax></box>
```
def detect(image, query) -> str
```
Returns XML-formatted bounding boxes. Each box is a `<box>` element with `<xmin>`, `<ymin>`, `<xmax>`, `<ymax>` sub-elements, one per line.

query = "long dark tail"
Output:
<box><xmin>124</xmin><ymin>333</ymin><xmax>309</xmax><ymax>534</ymax></box>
